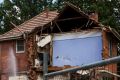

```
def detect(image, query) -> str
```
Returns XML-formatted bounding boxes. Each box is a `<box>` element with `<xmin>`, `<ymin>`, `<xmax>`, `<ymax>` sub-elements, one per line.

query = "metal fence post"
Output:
<box><xmin>43</xmin><ymin>52</ymin><xmax>48</xmax><ymax>80</ymax></box>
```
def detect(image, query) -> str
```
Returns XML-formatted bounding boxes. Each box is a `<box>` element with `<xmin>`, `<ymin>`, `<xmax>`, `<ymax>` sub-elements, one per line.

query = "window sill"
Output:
<box><xmin>16</xmin><ymin>51</ymin><xmax>25</xmax><ymax>53</ymax></box>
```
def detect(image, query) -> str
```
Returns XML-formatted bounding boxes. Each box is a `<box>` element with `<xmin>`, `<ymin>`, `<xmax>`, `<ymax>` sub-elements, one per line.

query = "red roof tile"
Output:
<box><xmin>0</xmin><ymin>11</ymin><xmax>58</xmax><ymax>41</ymax></box>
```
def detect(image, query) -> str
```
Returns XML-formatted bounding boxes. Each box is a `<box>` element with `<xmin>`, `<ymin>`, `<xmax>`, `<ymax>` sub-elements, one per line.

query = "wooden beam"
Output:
<box><xmin>10</xmin><ymin>22</ymin><xmax>24</xmax><ymax>34</ymax></box>
<box><xmin>109</xmin><ymin>27</ymin><xmax>120</xmax><ymax>41</ymax></box>
<box><xmin>54</xmin><ymin>21</ymin><xmax>62</xmax><ymax>32</ymax></box>
<box><xmin>57</xmin><ymin>17</ymin><xmax>85</xmax><ymax>22</ymax></box>
<box><xmin>102</xmin><ymin>30</ymin><xmax>109</xmax><ymax>59</ymax></box>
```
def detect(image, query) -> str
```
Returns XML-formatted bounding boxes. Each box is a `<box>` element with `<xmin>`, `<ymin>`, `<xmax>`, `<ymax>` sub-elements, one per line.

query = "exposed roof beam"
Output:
<box><xmin>99</xmin><ymin>23</ymin><xmax>120</xmax><ymax>41</ymax></box>
<box><xmin>54</xmin><ymin>21</ymin><xmax>62</xmax><ymax>32</ymax></box>
<box><xmin>57</xmin><ymin>17</ymin><xmax>85</xmax><ymax>22</ymax></box>
<box><xmin>10</xmin><ymin>22</ymin><xmax>26</xmax><ymax>39</ymax></box>
<box><xmin>10</xmin><ymin>22</ymin><xmax>25</xmax><ymax>34</ymax></box>
<box><xmin>109</xmin><ymin>27</ymin><xmax>120</xmax><ymax>41</ymax></box>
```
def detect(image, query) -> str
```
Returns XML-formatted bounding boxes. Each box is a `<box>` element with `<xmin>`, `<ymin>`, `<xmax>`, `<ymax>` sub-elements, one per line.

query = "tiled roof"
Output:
<box><xmin>0</xmin><ymin>11</ymin><xmax>58</xmax><ymax>41</ymax></box>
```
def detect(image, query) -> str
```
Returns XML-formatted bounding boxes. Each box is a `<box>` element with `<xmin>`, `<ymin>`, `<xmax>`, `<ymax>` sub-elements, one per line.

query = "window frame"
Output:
<box><xmin>16</xmin><ymin>40</ymin><xmax>25</xmax><ymax>53</ymax></box>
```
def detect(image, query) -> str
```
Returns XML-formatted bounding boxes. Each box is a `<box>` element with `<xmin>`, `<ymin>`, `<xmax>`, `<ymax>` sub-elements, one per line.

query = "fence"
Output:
<box><xmin>43</xmin><ymin>53</ymin><xmax>120</xmax><ymax>80</ymax></box>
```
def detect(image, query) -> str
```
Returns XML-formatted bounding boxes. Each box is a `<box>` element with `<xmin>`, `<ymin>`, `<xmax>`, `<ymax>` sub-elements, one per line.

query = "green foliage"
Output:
<box><xmin>0</xmin><ymin>0</ymin><xmax>14</xmax><ymax>34</ymax></box>
<box><xmin>0</xmin><ymin>0</ymin><xmax>53</xmax><ymax>34</ymax></box>
<box><xmin>62</xmin><ymin>0</ymin><xmax>120</xmax><ymax>29</ymax></box>
<box><xmin>0</xmin><ymin>0</ymin><xmax>120</xmax><ymax>34</ymax></box>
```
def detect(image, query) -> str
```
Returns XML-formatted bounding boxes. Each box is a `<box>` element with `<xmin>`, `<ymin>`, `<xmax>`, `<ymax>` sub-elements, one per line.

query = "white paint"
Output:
<box><xmin>49</xmin><ymin>75</ymin><xmax>70</xmax><ymax>80</ymax></box>
<box><xmin>37</xmin><ymin>75</ymin><xmax>43</xmax><ymax>80</ymax></box>
<box><xmin>77</xmin><ymin>70</ymin><xmax>90</xmax><ymax>75</ymax></box>
<box><xmin>8</xmin><ymin>47</ymin><xmax>17</xmax><ymax>80</ymax></box>
<box><xmin>53</xmin><ymin>31</ymin><xmax>102</xmax><ymax>41</ymax></box>
<box><xmin>37</xmin><ymin>35</ymin><xmax>52</xmax><ymax>47</ymax></box>
<box><xmin>9</xmin><ymin>75</ymin><xmax>28</xmax><ymax>80</ymax></box>
<box><xmin>34</xmin><ymin>59</ymin><xmax>40</xmax><ymax>68</ymax></box>
<box><xmin>36</xmin><ymin>35</ymin><xmax>40</xmax><ymax>41</ymax></box>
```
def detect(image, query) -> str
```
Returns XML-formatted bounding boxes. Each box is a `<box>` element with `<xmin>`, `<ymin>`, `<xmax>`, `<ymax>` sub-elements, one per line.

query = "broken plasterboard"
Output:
<box><xmin>37</xmin><ymin>35</ymin><xmax>52</xmax><ymax>47</ymax></box>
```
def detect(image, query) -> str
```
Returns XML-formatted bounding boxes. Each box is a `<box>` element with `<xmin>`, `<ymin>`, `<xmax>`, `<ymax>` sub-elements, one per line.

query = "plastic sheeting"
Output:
<box><xmin>53</xmin><ymin>31</ymin><xmax>102</xmax><ymax>66</ymax></box>
<box><xmin>53</xmin><ymin>31</ymin><xmax>101</xmax><ymax>41</ymax></box>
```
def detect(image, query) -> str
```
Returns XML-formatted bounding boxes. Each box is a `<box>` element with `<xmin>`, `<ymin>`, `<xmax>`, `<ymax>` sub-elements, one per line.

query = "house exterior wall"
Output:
<box><xmin>0</xmin><ymin>40</ymin><xmax>28</xmax><ymax>80</ymax></box>
<box><xmin>27</xmin><ymin>34</ymin><xmax>38</xmax><ymax>80</ymax></box>
<box><xmin>102</xmin><ymin>30</ymin><xmax>118</xmax><ymax>80</ymax></box>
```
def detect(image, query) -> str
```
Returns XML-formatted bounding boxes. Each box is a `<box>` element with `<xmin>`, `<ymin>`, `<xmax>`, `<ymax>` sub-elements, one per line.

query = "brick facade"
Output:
<box><xmin>0</xmin><ymin>40</ymin><xmax>28</xmax><ymax>80</ymax></box>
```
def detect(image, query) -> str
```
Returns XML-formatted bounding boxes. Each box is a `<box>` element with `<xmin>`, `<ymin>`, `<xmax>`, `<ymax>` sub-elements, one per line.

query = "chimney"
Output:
<box><xmin>45</xmin><ymin>8</ymin><xmax>49</xmax><ymax>18</ymax></box>
<box><xmin>88</xmin><ymin>12</ymin><xmax>98</xmax><ymax>22</ymax></box>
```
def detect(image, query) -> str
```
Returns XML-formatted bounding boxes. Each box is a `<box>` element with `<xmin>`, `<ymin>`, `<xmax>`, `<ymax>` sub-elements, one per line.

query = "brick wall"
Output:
<box><xmin>0</xmin><ymin>40</ymin><xmax>28</xmax><ymax>80</ymax></box>
<box><xmin>102</xmin><ymin>31</ymin><xmax>118</xmax><ymax>80</ymax></box>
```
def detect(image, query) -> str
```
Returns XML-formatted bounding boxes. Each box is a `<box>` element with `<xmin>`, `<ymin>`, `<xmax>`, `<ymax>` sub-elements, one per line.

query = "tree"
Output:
<box><xmin>0</xmin><ymin>0</ymin><xmax>15</xmax><ymax>34</ymax></box>
<box><xmin>0</xmin><ymin>0</ymin><xmax>120</xmax><ymax>34</ymax></box>
<box><xmin>0</xmin><ymin>0</ymin><xmax>54</xmax><ymax>34</ymax></box>
<box><xmin>54</xmin><ymin>0</ymin><xmax>120</xmax><ymax>30</ymax></box>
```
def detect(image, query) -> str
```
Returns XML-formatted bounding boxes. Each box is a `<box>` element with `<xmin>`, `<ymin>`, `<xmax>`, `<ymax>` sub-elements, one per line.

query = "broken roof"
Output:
<box><xmin>0</xmin><ymin>11</ymin><xmax>58</xmax><ymax>41</ymax></box>
<box><xmin>0</xmin><ymin>2</ymin><xmax>92</xmax><ymax>41</ymax></box>
<box><xmin>40</xmin><ymin>3</ymin><xmax>99</xmax><ymax>33</ymax></box>
<box><xmin>0</xmin><ymin>2</ymin><xmax>119</xmax><ymax>41</ymax></box>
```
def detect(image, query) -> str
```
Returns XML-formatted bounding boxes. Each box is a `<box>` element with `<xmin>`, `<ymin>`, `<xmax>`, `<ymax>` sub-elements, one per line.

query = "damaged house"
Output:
<box><xmin>0</xmin><ymin>3</ymin><xmax>120</xmax><ymax>80</ymax></box>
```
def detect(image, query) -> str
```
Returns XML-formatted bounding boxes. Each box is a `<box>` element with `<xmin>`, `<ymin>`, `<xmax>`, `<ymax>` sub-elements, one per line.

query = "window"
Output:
<box><xmin>16</xmin><ymin>40</ymin><xmax>25</xmax><ymax>53</ymax></box>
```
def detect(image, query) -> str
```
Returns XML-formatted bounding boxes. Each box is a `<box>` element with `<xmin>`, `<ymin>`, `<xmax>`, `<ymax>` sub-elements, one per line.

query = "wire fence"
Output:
<box><xmin>44</xmin><ymin>56</ymin><xmax>120</xmax><ymax>80</ymax></box>
<box><xmin>46</xmin><ymin>64</ymin><xmax>118</xmax><ymax>80</ymax></box>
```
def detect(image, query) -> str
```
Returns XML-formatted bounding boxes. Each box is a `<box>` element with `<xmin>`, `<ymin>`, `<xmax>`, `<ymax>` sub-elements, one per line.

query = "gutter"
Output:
<box><xmin>0</xmin><ymin>36</ymin><xmax>22</xmax><ymax>42</ymax></box>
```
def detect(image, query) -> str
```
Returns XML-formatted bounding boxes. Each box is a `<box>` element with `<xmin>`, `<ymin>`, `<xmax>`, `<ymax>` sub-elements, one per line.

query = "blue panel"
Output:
<box><xmin>53</xmin><ymin>36</ymin><xmax>102</xmax><ymax>66</ymax></box>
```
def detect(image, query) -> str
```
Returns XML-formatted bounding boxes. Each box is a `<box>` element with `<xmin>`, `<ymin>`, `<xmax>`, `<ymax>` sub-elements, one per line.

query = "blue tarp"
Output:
<box><xmin>53</xmin><ymin>36</ymin><xmax>102</xmax><ymax>66</ymax></box>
